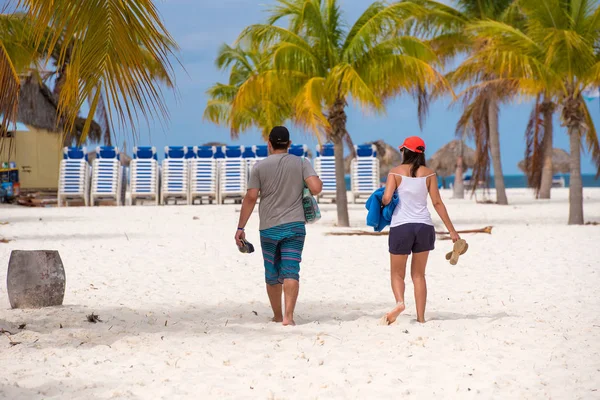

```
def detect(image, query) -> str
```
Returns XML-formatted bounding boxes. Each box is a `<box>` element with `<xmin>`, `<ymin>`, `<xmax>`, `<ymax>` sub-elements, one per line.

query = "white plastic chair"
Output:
<box><xmin>190</xmin><ymin>146</ymin><xmax>218</xmax><ymax>205</ymax></box>
<box><xmin>161</xmin><ymin>146</ymin><xmax>190</xmax><ymax>205</ymax></box>
<box><xmin>129</xmin><ymin>146</ymin><xmax>159</xmax><ymax>206</ymax></box>
<box><xmin>58</xmin><ymin>147</ymin><xmax>90</xmax><ymax>207</ymax></box>
<box><xmin>351</xmin><ymin>144</ymin><xmax>380</xmax><ymax>203</ymax></box>
<box><xmin>91</xmin><ymin>146</ymin><xmax>123</xmax><ymax>206</ymax></box>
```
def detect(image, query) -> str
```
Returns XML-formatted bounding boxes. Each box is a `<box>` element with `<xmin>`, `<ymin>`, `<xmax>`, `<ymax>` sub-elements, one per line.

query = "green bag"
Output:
<box><xmin>302</xmin><ymin>186</ymin><xmax>321</xmax><ymax>223</ymax></box>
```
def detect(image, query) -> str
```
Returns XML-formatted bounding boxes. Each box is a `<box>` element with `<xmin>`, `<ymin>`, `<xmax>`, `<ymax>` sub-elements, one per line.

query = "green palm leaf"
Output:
<box><xmin>10</xmin><ymin>0</ymin><xmax>178</xmax><ymax>143</ymax></box>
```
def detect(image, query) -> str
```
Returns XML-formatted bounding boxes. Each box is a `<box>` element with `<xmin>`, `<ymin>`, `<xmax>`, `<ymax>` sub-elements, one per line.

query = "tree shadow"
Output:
<box><xmin>427</xmin><ymin>311</ymin><xmax>510</xmax><ymax>322</ymax></box>
<box><xmin>11</xmin><ymin>232</ymin><xmax>140</xmax><ymax>241</ymax></box>
<box><xmin>0</xmin><ymin>380</ymin><xmax>114</xmax><ymax>400</ymax></box>
<box><xmin>0</xmin><ymin>300</ymin><xmax>389</xmax><ymax>350</ymax></box>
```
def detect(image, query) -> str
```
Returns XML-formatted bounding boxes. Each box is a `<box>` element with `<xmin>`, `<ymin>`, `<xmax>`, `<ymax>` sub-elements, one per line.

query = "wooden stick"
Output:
<box><xmin>326</xmin><ymin>226</ymin><xmax>493</xmax><ymax>237</ymax></box>
<box><xmin>436</xmin><ymin>226</ymin><xmax>493</xmax><ymax>235</ymax></box>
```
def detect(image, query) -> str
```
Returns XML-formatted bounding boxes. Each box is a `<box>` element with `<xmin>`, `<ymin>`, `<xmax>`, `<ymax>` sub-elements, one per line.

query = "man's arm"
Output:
<box><xmin>235</xmin><ymin>188</ymin><xmax>259</xmax><ymax>247</ymax></box>
<box><xmin>302</xmin><ymin>158</ymin><xmax>322</xmax><ymax>195</ymax></box>
<box><xmin>237</xmin><ymin>189</ymin><xmax>259</xmax><ymax>230</ymax></box>
<box><xmin>305</xmin><ymin>176</ymin><xmax>323</xmax><ymax>195</ymax></box>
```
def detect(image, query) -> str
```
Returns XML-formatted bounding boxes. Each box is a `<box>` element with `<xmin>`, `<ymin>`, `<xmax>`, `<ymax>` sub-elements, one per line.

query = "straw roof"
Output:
<box><xmin>345</xmin><ymin>140</ymin><xmax>402</xmax><ymax>179</ymax></box>
<box><xmin>16</xmin><ymin>75</ymin><xmax>101</xmax><ymax>144</ymax></box>
<box><xmin>427</xmin><ymin>140</ymin><xmax>476</xmax><ymax>178</ymax></box>
<box><xmin>518</xmin><ymin>148</ymin><xmax>570</xmax><ymax>174</ymax></box>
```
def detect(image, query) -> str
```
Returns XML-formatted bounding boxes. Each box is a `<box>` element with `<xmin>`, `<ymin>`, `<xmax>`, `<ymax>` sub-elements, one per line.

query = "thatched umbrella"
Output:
<box><xmin>345</xmin><ymin>140</ymin><xmax>402</xmax><ymax>180</ymax></box>
<box><xmin>518</xmin><ymin>148</ymin><xmax>570</xmax><ymax>174</ymax></box>
<box><xmin>427</xmin><ymin>140</ymin><xmax>476</xmax><ymax>178</ymax></box>
<box><xmin>16</xmin><ymin>75</ymin><xmax>102</xmax><ymax>144</ymax></box>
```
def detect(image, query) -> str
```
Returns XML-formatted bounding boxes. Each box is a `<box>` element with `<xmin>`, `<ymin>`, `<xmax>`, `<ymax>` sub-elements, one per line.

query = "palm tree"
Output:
<box><xmin>459</xmin><ymin>0</ymin><xmax>600</xmax><ymax>224</ymax></box>
<box><xmin>0</xmin><ymin>0</ymin><xmax>177</xmax><ymax>143</ymax></box>
<box><xmin>523</xmin><ymin>95</ymin><xmax>556</xmax><ymax>199</ymax></box>
<box><xmin>204</xmin><ymin>43</ymin><xmax>292</xmax><ymax>140</ymax></box>
<box><xmin>227</xmin><ymin>0</ymin><xmax>447</xmax><ymax>227</ymax></box>
<box><xmin>412</xmin><ymin>0</ymin><xmax>518</xmax><ymax>205</ymax></box>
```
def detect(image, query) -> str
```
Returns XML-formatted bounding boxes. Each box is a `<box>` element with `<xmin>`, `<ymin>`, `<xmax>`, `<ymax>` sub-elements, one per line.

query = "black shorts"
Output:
<box><xmin>389</xmin><ymin>223</ymin><xmax>436</xmax><ymax>255</ymax></box>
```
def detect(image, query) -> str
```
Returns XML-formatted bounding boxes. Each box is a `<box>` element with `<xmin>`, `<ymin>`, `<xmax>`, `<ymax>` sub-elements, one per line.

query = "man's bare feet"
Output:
<box><xmin>282</xmin><ymin>316</ymin><xmax>295</xmax><ymax>326</ymax></box>
<box><xmin>384</xmin><ymin>301</ymin><xmax>405</xmax><ymax>325</ymax></box>
<box><xmin>271</xmin><ymin>316</ymin><xmax>283</xmax><ymax>323</ymax></box>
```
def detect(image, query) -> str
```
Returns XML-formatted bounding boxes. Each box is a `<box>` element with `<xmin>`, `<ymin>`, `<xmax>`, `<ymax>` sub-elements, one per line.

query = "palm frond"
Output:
<box><xmin>581</xmin><ymin>99</ymin><xmax>600</xmax><ymax>177</ymax></box>
<box><xmin>12</xmin><ymin>0</ymin><xmax>178</xmax><ymax>143</ymax></box>
<box><xmin>0</xmin><ymin>40</ymin><xmax>20</xmax><ymax>136</ymax></box>
<box><xmin>293</xmin><ymin>76</ymin><xmax>329</xmax><ymax>138</ymax></box>
<box><xmin>523</xmin><ymin>95</ymin><xmax>544</xmax><ymax>194</ymax></box>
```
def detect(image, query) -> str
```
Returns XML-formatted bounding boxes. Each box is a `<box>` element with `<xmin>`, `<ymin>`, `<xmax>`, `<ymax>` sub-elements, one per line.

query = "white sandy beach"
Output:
<box><xmin>0</xmin><ymin>188</ymin><xmax>599</xmax><ymax>399</ymax></box>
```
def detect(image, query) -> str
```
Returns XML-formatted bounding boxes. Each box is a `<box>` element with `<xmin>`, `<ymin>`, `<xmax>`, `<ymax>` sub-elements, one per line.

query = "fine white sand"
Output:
<box><xmin>0</xmin><ymin>188</ymin><xmax>599</xmax><ymax>399</ymax></box>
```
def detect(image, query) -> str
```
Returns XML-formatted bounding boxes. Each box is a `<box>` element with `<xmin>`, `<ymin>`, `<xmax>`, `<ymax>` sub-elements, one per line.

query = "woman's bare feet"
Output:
<box><xmin>384</xmin><ymin>301</ymin><xmax>405</xmax><ymax>325</ymax></box>
<box><xmin>282</xmin><ymin>315</ymin><xmax>295</xmax><ymax>326</ymax></box>
<box><xmin>271</xmin><ymin>316</ymin><xmax>283</xmax><ymax>323</ymax></box>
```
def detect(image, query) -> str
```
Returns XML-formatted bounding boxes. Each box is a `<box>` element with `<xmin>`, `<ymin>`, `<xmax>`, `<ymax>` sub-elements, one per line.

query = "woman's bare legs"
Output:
<box><xmin>411</xmin><ymin>251</ymin><xmax>429</xmax><ymax>323</ymax></box>
<box><xmin>386</xmin><ymin>254</ymin><xmax>408</xmax><ymax>324</ymax></box>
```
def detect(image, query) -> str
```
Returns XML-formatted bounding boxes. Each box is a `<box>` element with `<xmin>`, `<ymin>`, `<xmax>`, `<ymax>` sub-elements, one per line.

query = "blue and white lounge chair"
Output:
<box><xmin>351</xmin><ymin>144</ymin><xmax>380</xmax><ymax>203</ymax></box>
<box><xmin>289</xmin><ymin>144</ymin><xmax>309</xmax><ymax>158</ymax></box>
<box><xmin>313</xmin><ymin>144</ymin><xmax>336</xmax><ymax>202</ymax></box>
<box><xmin>91</xmin><ymin>146</ymin><xmax>124</xmax><ymax>206</ymax></box>
<box><xmin>58</xmin><ymin>147</ymin><xmax>90</xmax><ymax>207</ymax></box>
<box><xmin>130</xmin><ymin>146</ymin><xmax>159</xmax><ymax>205</ymax></box>
<box><xmin>190</xmin><ymin>146</ymin><xmax>218</xmax><ymax>204</ymax></box>
<box><xmin>161</xmin><ymin>146</ymin><xmax>190</xmax><ymax>205</ymax></box>
<box><xmin>219</xmin><ymin>145</ymin><xmax>247</xmax><ymax>204</ymax></box>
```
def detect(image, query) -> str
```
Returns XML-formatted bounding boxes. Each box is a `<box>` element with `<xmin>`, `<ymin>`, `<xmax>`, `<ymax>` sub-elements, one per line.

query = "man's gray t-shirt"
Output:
<box><xmin>248</xmin><ymin>153</ymin><xmax>318</xmax><ymax>230</ymax></box>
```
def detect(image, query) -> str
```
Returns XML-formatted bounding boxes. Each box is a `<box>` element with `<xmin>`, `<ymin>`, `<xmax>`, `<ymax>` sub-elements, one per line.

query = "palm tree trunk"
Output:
<box><xmin>453</xmin><ymin>155</ymin><xmax>465</xmax><ymax>199</ymax></box>
<box><xmin>332</xmin><ymin>135</ymin><xmax>350</xmax><ymax>227</ymax></box>
<box><xmin>568</xmin><ymin>128</ymin><xmax>584</xmax><ymax>224</ymax></box>
<box><xmin>488</xmin><ymin>97</ymin><xmax>508</xmax><ymax>205</ymax></box>
<box><xmin>539</xmin><ymin>102</ymin><xmax>554</xmax><ymax>199</ymax></box>
<box><xmin>328</xmin><ymin>98</ymin><xmax>350</xmax><ymax>227</ymax></box>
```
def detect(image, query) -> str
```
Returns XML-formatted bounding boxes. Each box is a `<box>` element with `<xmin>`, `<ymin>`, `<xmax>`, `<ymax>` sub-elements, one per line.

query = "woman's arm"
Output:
<box><xmin>428</xmin><ymin>176</ymin><xmax>460</xmax><ymax>242</ymax></box>
<box><xmin>382</xmin><ymin>174</ymin><xmax>398</xmax><ymax>206</ymax></box>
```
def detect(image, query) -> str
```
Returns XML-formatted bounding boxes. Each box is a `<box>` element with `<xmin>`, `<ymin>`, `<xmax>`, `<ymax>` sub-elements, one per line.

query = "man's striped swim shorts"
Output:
<box><xmin>259</xmin><ymin>222</ymin><xmax>306</xmax><ymax>285</ymax></box>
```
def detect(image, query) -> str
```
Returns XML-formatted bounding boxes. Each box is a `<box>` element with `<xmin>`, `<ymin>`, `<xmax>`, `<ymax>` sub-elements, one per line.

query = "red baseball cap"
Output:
<box><xmin>399</xmin><ymin>136</ymin><xmax>426</xmax><ymax>153</ymax></box>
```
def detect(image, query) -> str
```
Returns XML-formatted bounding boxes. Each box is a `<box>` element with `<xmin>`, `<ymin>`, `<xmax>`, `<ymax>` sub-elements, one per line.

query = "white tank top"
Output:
<box><xmin>389</xmin><ymin>173</ymin><xmax>435</xmax><ymax>228</ymax></box>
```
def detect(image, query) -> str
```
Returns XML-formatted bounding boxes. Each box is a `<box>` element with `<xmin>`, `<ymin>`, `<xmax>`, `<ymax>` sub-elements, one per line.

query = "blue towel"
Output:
<box><xmin>365</xmin><ymin>187</ymin><xmax>399</xmax><ymax>232</ymax></box>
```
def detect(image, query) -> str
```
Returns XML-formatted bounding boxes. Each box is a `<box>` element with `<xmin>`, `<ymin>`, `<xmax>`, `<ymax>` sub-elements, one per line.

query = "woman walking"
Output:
<box><xmin>382</xmin><ymin>136</ymin><xmax>460</xmax><ymax>324</ymax></box>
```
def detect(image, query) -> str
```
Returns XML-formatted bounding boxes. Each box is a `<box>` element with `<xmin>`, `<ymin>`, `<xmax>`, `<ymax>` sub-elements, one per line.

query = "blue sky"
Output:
<box><xmin>37</xmin><ymin>0</ymin><xmax>600</xmax><ymax>174</ymax></box>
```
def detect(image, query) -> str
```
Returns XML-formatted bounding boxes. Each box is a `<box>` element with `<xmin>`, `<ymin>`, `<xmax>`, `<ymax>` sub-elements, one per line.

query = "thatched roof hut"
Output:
<box><xmin>345</xmin><ymin>140</ymin><xmax>402</xmax><ymax>179</ymax></box>
<box><xmin>16</xmin><ymin>75</ymin><xmax>102</xmax><ymax>144</ymax></box>
<box><xmin>518</xmin><ymin>148</ymin><xmax>570</xmax><ymax>174</ymax></box>
<box><xmin>427</xmin><ymin>140</ymin><xmax>476</xmax><ymax>178</ymax></box>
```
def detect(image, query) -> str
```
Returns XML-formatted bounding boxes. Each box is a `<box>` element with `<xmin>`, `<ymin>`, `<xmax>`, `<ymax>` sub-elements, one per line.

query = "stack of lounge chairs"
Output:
<box><xmin>58</xmin><ymin>147</ymin><xmax>90</xmax><ymax>207</ymax></box>
<box><xmin>91</xmin><ymin>146</ymin><xmax>126</xmax><ymax>206</ymax></box>
<box><xmin>350</xmin><ymin>144</ymin><xmax>380</xmax><ymax>203</ymax></box>
<box><xmin>130</xmin><ymin>146</ymin><xmax>159</xmax><ymax>205</ymax></box>
<box><xmin>189</xmin><ymin>146</ymin><xmax>218</xmax><ymax>204</ymax></box>
<box><xmin>313</xmin><ymin>144</ymin><xmax>336</xmax><ymax>202</ymax></box>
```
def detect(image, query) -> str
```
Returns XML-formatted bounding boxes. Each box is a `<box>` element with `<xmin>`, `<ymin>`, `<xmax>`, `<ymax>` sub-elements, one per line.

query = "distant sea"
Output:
<box><xmin>344</xmin><ymin>174</ymin><xmax>600</xmax><ymax>190</ymax></box>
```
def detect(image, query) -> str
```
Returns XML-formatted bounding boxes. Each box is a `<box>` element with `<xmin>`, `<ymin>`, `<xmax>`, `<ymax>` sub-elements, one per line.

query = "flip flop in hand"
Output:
<box><xmin>445</xmin><ymin>239</ymin><xmax>468</xmax><ymax>265</ymax></box>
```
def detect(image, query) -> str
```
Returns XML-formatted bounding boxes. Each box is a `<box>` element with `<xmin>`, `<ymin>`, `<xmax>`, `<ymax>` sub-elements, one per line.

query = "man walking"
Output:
<box><xmin>235</xmin><ymin>126</ymin><xmax>323</xmax><ymax>326</ymax></box>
